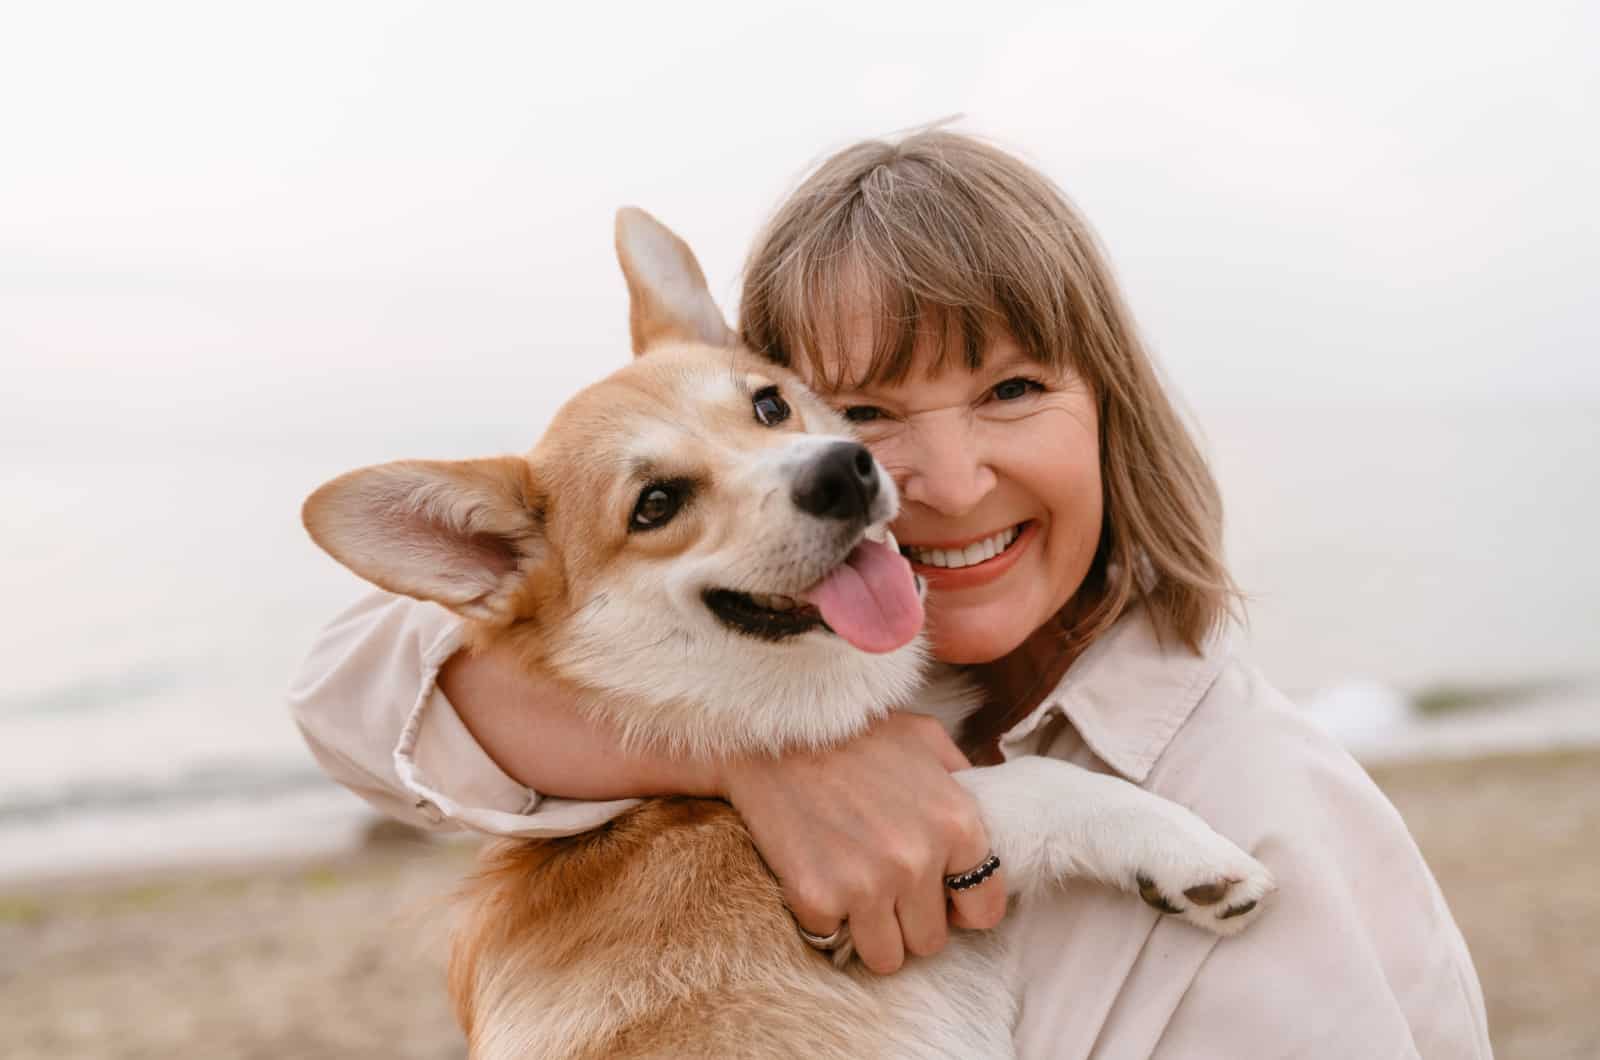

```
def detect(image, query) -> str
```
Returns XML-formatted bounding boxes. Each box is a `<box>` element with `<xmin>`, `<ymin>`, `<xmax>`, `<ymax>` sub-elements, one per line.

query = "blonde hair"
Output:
<box><xmin>738</xmin><ymin>129</ymin><xmax>1238</xmax><ymax>653</ymax></box>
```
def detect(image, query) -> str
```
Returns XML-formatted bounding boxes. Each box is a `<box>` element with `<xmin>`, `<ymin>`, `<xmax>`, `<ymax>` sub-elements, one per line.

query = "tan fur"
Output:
<box><xmin>449</xmin><ymin>801</ymin><xmax>890</xmax><ymax>1059</ymax></box>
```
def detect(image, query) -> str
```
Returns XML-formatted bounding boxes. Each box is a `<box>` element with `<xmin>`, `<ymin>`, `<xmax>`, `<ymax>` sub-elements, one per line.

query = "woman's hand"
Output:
<box><xmin>443</xmin><ymin>642</ymin><xmax>1008</xmax><ymax>974</ymax></box>
<box><xmin>719</xmin><ymin>713</ymin><xmax>1008</xmax><ymax>975</ymax></box>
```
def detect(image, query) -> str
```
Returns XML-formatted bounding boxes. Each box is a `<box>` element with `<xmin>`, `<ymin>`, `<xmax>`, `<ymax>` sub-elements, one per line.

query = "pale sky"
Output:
<box><xmin>3</xmin><ymin>0</ymin><xmax>1596</xmax><ymax>447</ymax></box>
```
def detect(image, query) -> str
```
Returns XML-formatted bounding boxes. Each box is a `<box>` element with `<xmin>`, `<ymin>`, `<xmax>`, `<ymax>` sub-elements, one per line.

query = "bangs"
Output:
<box><xmin>797</xmin><ymin>252</ymin><xmax>1003</xmax><ymax>393</ymax></box>
<box><xmin>744</xmin><ymin>148</ymin><xmax>1078</xmax><ymax>393</ymax></box>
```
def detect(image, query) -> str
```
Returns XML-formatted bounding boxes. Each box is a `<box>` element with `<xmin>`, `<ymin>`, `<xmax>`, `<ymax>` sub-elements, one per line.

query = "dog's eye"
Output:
<box><xmin>631</xmin><ymin>482</ymin><xmax>686</xmax><ymax>531</ymax></box>
<box><xmin>753</xmin><ymin>386</ymin><xmax>790</xmax><ymax>427</ymax></box>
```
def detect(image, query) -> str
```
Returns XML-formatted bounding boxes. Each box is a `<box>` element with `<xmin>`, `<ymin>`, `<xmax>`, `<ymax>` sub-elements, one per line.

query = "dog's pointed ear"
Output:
<box><xmin>303</xmin><ymin>457</ymin><xmax>547</xmax><ymax>624</ymax></box>
<box><xmin>615</xmin><ymin>206</ymin><xmax>735</xmax><ymax>356</ymax></box>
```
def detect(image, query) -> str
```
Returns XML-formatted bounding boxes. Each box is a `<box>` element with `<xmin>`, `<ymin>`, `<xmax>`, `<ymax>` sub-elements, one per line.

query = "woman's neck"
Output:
<box><xmin>960</xmin><ymin>597</ymin><xmax>1095</xmax><ymax>763</ymax></box>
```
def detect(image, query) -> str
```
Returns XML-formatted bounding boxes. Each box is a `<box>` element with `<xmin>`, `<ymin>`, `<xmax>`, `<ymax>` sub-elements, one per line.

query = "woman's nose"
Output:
<box><xmin>897</xmin><ymin>413</ymin><xmax>996</xmax><ymax>516</ymax></box>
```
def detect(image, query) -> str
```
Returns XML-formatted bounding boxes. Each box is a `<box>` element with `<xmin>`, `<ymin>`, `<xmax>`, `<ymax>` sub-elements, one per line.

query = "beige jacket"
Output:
<box><xmin>288</xmin><ymin>592</ymin><xmax>1491</xmax><ymax>1058</ymax></box>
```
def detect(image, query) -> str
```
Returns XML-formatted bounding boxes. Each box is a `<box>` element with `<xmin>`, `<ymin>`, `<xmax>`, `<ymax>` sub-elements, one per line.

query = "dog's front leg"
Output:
<box><xmin>955</xmin><ymin>757</ymin><xmax>1274</xmax><ymax>935</ymax></box>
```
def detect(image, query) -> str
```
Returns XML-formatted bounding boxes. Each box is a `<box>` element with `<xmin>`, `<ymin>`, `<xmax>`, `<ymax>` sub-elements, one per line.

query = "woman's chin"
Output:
<box><xmin>925</xmin><ymin>614</ymin><xmax>1029</xmax><ymax>666</ymax></box>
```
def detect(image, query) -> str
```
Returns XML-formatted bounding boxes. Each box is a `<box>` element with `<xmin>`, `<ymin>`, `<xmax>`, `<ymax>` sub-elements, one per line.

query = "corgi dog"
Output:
<box><xmin>302</xmin><ymin>208</ymin><xmax>1275</xmax><ymax>1059</ymax></box>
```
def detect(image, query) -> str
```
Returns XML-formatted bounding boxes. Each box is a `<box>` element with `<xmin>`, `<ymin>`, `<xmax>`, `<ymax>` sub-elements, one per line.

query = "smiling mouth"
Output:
<box><xmin>702</xmin><ymin>590</ymin><xmax>827</xmax><ymax>642</ymax></box>
<box><xmin>900</xmin><ymin>522</ymin><xmax>1029</xmax><ymax>570</ymax></box>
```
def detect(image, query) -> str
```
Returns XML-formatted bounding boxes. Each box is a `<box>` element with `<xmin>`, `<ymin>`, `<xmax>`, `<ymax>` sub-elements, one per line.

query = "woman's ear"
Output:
<box><xmin>302</xmin><ymin>456</ymin><xmax>547</xmax><ymax>624</ymax></box>
<box><xmin>614</xmin><ymin>206</ymin><xmax>735</xmax><ymax>356</ymax></box>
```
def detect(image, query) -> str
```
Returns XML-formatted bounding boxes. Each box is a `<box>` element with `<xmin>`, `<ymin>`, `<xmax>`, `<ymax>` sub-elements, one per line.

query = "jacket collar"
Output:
<box><xmin>996</xmin><ymin>606</ymin><xmax>1232</xmax><ymax>783</ymax></box>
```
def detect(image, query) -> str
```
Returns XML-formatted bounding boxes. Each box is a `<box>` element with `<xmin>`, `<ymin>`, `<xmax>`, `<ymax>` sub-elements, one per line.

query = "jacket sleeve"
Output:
<box><xmin>1149</xmin><ymin>667</ymin><xmax>1491</xmax><ymax>1060</ymax></box>
<box><xmin>286</xmin><ymin>590</ymin><xmax>641</xmax><ymax>838</ymax></box>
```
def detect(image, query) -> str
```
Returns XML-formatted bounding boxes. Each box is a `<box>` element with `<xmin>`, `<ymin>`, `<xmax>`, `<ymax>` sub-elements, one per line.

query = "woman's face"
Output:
<box><xmin>807</xmin><ymin>332</ymin><xmax>1103</xmax><ymax>665</ymax></box>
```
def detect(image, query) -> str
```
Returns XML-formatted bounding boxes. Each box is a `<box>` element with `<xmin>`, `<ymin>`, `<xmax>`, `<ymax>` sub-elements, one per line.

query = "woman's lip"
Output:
<box><xmin>905</xmin><ymin>521</ymin><xmax>1038</xmax><ymax>590</ymax></box>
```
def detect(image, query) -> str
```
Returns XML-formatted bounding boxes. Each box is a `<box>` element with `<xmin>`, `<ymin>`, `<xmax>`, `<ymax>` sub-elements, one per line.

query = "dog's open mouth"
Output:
<box><xmin>702</xmin><ymin>590</ymin><xmax>827</xmax><ymax>642</ymax></box>
<box><xmin>703</xmin><ymin>529</ymin><xmax>925</xmax><ymax>653</ymax></box>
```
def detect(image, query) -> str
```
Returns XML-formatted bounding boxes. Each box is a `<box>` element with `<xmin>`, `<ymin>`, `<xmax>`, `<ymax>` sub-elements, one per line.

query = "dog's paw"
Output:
<box><xmin>1126</xmin><ymin>815</ymin><xmax>1276</xmax><ymax>937</ymax></box>
<box><xmin>1134</xmin><ymin>863</ymin><xmax>1274</xmax><ymax>936</ymax></box>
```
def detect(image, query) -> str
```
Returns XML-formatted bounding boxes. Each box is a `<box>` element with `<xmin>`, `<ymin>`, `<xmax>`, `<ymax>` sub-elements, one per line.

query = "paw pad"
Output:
<box><xmin>1182</xmin><ymin>880</ymin><xmax>1234</xmax><ymax>906</ymax></box>
<box><xmin>1136</xmin><ymin>873</ymin><xmax>1184</xmax><ymax>915</ymax></box>
<box><xmin>1218</xmin><ymin>898</ymin><xmax>1258</xmax><ymax>920</ymax></box>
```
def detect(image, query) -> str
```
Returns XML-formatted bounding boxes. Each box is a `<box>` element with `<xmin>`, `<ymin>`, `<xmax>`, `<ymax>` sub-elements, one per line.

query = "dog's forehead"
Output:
<box><xmin>585</xmin><ymin>347</ymin><xmax>780</xmax><ymax>413</ymax></box>
<box><xmin>629</xmin><ymin>344</ymin><xmax>786</xmax><ymax>401</ymax></box>
<box><xmin>536</xmin><ymin>345</ymin><xmax>801</xmax><ymax>479</ymax></box>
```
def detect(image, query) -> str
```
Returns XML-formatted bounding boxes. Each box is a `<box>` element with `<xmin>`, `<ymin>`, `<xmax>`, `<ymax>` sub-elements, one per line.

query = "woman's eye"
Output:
<box><xmin>841</xmin><ymin>406</ymin><xmax>884</xmax><ymax>423</ymax></box>
<box><xmin>631</xmin><ymin>482</ymin><xmax>686</xmax><ymax>531</ymax></box>
<box><xmin>753</xmin><ymin>387</ymin><xmax>790</xmax><ymax>427</ymax></box>
<box><xmin>992</xmin><ymin>377</ymin><xmax>1043</xmax><ymax>401</ymax></box>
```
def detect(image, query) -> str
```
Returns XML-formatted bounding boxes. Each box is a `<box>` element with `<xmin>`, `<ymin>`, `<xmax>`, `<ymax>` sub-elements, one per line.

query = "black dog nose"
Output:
<box><xmin>792</xmin><ymin>442</ymin><xmax>879</xmax><ymax>522</ymax></box>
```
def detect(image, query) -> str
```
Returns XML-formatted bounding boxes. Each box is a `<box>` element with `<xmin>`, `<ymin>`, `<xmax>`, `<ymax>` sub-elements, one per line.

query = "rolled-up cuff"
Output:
<box><xmin>392</xmin><ymin>621</ymin><xmax>641</xmax><ymax>838</ymax></box>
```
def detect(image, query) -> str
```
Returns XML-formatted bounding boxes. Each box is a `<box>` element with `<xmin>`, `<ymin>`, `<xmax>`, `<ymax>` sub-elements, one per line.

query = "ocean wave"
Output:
<box><xmin>0</xmin><ymin>759</ymin><xmax>334</xmax><ymax>826</ymax></box>
<box><xmin>0</xmin><ymin>666</ymin><xmax>182</xmax><ymax>719</ymax></box>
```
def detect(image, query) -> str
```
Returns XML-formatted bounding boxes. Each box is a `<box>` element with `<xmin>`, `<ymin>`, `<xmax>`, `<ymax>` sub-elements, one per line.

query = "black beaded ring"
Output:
<box><xmin>944</xmin><ymin>852</ymin><xmax>1001</xmax><ymax>892</ymax></box>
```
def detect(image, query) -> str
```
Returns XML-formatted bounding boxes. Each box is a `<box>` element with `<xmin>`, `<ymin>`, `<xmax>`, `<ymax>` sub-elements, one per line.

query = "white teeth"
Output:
<box><xmin>904</xmin><ymin>525</ymin><xmax>1022</xmax><ymax>570</ymax></box>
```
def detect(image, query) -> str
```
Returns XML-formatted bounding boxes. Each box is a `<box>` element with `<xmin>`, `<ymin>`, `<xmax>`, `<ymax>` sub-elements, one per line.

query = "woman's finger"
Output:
<box><xmin>851</xmin><ymin>903</ymin><xmax>915</xmax><ymax>979</ymax></box>
<box><xmin>948</xmin><ymin>865</ymin><xmax>1009</xmax><ymax>930</ymax></box>
<box><xmin>923</xmin><ymin>769</ymin><xmax>1005</xmax><ymax>932</ymax></box>
<box><xmin>849</xmin><ymin>901</ymin><xmax>907</xmax><ymax>975</ymax></box>
<box><xmin>896</xmin><ymin>866</ymin><xmax>951</xmax><ymax>958</ymax></box>
<box><xmin>943</xmin><ymin>811</ymin><xmax>1008</xmax><ymax>932</ymax></box>
<box><xmin>790</xmin><ymin>904</ymin><xmax>847</xmax><ymax>946</ymax></box>
<box><xmin>784</xmin><ymin>868</ymin><xmax>851</xmax><ymax>945</ymax></box>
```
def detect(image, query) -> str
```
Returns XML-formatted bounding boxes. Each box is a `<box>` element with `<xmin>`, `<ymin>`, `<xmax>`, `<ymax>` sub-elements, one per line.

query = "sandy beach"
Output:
<box><xmin>3</xmin><ymin>747</ymin><xmax>1596</xmax><ymax>1060</ymax></box>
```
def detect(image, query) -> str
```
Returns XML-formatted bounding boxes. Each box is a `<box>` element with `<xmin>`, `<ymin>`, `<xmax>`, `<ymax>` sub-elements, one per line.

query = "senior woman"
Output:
<box><xmin>290</xmin><ymin>131</ymin><xmax>1489</xmax><ymax>1056</ymax></box>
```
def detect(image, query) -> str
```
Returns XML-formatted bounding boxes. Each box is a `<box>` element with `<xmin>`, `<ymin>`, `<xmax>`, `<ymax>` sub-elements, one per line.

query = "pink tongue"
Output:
<box><xmin>801</xmin><ymin>538</ymin><xmax>924</xmax><ymax>654</ymax></box>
